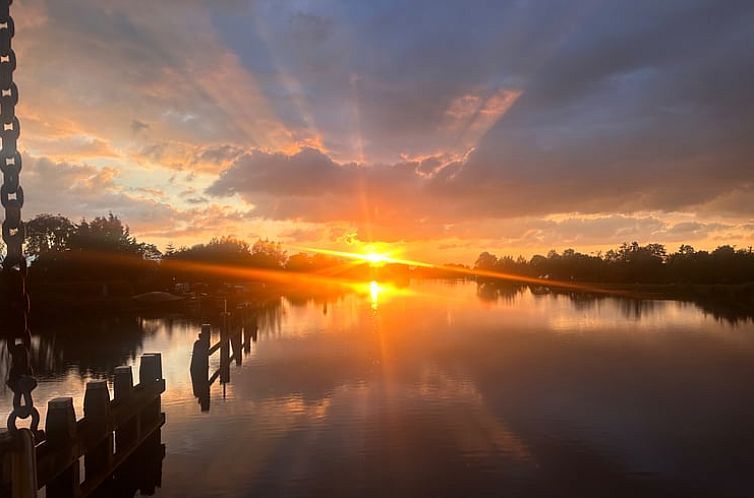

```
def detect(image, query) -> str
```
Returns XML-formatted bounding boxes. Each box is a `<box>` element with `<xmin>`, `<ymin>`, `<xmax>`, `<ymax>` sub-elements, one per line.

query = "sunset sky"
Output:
<box><xmin>12</xmin><ymin>0</ymin><xmax>754</xmax><ymax>263</ymax></box>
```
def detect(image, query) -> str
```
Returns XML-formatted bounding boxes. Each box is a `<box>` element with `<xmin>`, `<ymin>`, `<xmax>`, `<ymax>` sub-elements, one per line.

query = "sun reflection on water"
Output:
<box><xmin>349</xmin><ymin>280</ymin><xmax>410</xmax><ymax>311</ymax></box>
<box><xmin>369</xmin><ymin>281</ymin><xmax>381</xmax><ymax>310</ymax></box>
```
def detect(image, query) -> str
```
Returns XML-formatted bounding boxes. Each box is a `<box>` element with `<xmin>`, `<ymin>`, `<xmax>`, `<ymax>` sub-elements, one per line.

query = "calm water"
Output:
<box><xmin>3</xmin><ymin>280</ymin><xmax>754</xmax><ymax>497</ymax></box>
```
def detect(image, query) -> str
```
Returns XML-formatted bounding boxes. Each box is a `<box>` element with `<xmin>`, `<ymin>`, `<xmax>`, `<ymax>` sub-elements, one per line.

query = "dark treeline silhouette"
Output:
<box><xmin>162</xmin><ymin>236</ymin><xmax>287</xmax><ymax>285</ymax></box>
<box><xmin>26</xmin><ymin>213</ymin><xmax>159</xmax><ymax>284</ymax></box>
<box><xmin>19</xmin><ymin>212</ymin><xmax>754</xmax><ymax>310</ymax></box>
<box><xmin>475</xmin><ymin>241</ymin><xmax>754</xmax><ymax>285</ymax></box>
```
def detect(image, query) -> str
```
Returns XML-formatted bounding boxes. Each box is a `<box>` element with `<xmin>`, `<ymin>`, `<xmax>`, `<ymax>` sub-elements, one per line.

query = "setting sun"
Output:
<box><xmin>364</xmin><ymin>252</ymin><xmax>389</xmax><ymax>266</ymax></box>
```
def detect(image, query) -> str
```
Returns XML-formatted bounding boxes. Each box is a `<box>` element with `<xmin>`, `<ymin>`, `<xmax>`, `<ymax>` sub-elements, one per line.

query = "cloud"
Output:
<box><xmin>8</xmin><ymin>0</ymin><xmax>754</xmax><ymax>258</ymax></box>
<box><xmin>23</xmin><ymin>155</ymin><xmax>177</xmax><ymax>229</ymax></box>
<box><xmin>131</xmin><ymin>120</ymin><xmax>150</xmax><ymax>134</ymax></box>
<box><xmin>206</xmin><ymin>146</ymin><xmax>753</xmax><ymax>242</ymax></box>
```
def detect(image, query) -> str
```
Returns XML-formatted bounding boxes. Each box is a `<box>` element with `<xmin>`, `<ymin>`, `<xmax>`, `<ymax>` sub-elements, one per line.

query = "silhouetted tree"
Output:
<box><xmin>25</xmin><ymin>214</ymin><xmax>75</xmax><ymax>257</ymax></box>
<box><xmin>69</xmin><ymin>213</ymin><xmax>147</xmax><ymax>256</ymax></box>
<box><xmin>286</xmin><ymin>252</ymin><xmax>314</xmax><ymax>272</ymax></box>
<box><xmin>474</xmin><ymin>252</ymin><xmax>498</xmax><ymax>271</ymax></box>
<box><xmin>29</xmin><ymin>213</ymin><xmax>159</xmax><ymax>287</ymax></box>
<box><xmin>249</xmin><ymin>239</ymin><xmax>287</xmax><ymax>269</ymax></box>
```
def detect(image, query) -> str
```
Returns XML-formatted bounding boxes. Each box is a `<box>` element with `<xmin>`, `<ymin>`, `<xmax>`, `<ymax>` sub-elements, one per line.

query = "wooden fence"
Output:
<box><xmin>0</xmin><ymin>353</ymin><xmax>166</xmax><ymax>498</ymax></box>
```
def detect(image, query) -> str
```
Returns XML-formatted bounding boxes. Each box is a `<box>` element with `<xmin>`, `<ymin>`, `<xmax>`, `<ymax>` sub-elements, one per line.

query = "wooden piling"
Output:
<box><xmin>1</xmin><ymin>354</ymin><xmax>167</xmax><ymax>498</ymax></box>
<box><xmin>113</xmin><ymin>366</ymin><xmax>133</xmax><ymax>403</ymax></box>
<box><xmin>44</xmin><ymin>397</ymin><xmax>79</xmax><ymax>498</ymax></box>
<box><xmin>139</xmin><ymin>354</ymin><xmax>161</xmax><ymax>385</ymax></box>
<box><xmin>220</xmin><ymin>314</ymin><xmax>231</xmax><ymax>384</ymax></box>
<box><xmin>4</xmin><ymin>428</ymin><xmax>38</xmax><ymax>498</ymax></box>
<box><xmin>113</xmin><ymin>366</ymin><xmax>137</xmax><ymax>453</ymax></box>
<box><xmin>83</xmin><ymin>380</ymin><xmax>111</xmax><ymax>480</ymax></box>
<box><xmin>139</xmin><ymin>354</ymin><xmax>163</xmax><ymax>428</ymax></box>
<box><xmin>190</xmin><ymin>325</ymin><xmax>210</xmax><ymax>374</ymax></box>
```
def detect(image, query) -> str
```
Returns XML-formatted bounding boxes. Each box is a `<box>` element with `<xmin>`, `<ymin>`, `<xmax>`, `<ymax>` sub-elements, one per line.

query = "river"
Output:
<box><xmin>3</xmin><ymin>279</ymin><xmax>754</xmax><ymax>497</ymax></box>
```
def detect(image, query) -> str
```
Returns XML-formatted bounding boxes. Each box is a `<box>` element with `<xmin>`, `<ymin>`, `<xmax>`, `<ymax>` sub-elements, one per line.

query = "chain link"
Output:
<box><xmin>0</xmin><ymin>0</ymin><xmax>39</xmax><ymax>436</ymax></box>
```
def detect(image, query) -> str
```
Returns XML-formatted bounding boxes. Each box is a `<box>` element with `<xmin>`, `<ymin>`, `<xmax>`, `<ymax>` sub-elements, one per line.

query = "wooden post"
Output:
<box><xmin>190</xmin><ymin>324</ymin><xmax>211</xmax><ymax>411</ymax></box>
<box><xmin>83</xmin><ymin>380</ymin><xmax>112</xmax><ymax>481</ymax></box>
<box><xmin>220</xmin><ymin>313</ymin><xmax>231</xmax><ymax>384</ymax></box>
<box><xmin>6</xmin><ymin>428</ymin><xmax>38</xmax><ymax>498</ymax></box>
<box><xmin>6</xmin><ymin>359</ymin><xmax>167</xmax><ymax>496</ymax></box>
<box><xmin>190</xmin><ymin>324</ymin><xmax>210</xmax><ymax>374</ymax></box>
<box><xmin>139</xmin><ymin>354</ymin><xmax>162</xmax><ymax>428</ymax></box>
<box><xmin>139</xmin><ymin>354</ymin><xmax>161</xmax><ymax>385</ymax></box>
<box><xmin>113</xmin><ymin>366</ymin><xmax>133</xmax><ymax>403</ymax></box>
<box><xmin>242</xmin><ymin>313</ymin><xmax>251</xmax><ymax>353</ymax></box>
<box><xmin>113</xmin><ymin>366</ymin><xmax>138</xmax><ymax>453</ymax></box>
<box><xmin>45</xmin><ymin>397</ymin><xmax>79</xmax><ymax>498</ymax></box>
<box><xmin>250</xmin><ymin>314</ymin><xmax>258</xmax><ymax>343</ymax></box>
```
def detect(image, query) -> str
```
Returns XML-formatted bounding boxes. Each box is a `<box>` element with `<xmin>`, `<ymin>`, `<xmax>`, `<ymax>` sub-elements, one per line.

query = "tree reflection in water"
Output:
<box><xmin>478</xmin><ymin>282</ymin><xmax>754</xmax><ymax>324</ymax></box>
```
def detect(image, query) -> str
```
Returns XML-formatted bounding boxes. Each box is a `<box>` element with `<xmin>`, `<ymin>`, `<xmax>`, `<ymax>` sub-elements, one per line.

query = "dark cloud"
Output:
<box><xmin>206</xmin><ymin>143</ymin><xmax>750</xmax><ymax>241</ymax></box>
<box><xmin>204</xmin><ymin>0</ymin><xmax>754</xmax><ymax>227</ymax></box>
<box><xmin>130</xmin><ymin>119</ymin><xmax>150</xmax><ymax>134</ymax></box>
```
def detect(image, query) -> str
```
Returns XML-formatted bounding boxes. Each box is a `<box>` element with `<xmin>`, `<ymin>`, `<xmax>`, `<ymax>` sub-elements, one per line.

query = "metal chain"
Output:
<box><xmin>0</xmin><ymin>0</ymin><xmax>39</xmax><ymax>435</ymax></box>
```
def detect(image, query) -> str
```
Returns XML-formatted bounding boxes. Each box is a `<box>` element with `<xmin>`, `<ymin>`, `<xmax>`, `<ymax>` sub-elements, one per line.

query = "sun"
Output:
<box><xmin>364</xmin><ymin>252</ymin><xmax>389</xmax><ymax>266</ymax></box>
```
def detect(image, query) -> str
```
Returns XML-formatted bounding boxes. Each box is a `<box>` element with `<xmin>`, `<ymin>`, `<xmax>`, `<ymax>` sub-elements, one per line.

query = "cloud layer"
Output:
<box><xmin>11</xmin><ymin>0</ymin><xmax>754</xmax><ymax>259</ymax></box>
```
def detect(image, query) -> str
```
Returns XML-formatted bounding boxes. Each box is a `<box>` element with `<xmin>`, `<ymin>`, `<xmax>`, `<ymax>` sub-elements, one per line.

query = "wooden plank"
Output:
<box><xmin>208</xmin><ymin>341</ymin><xmax>222</xmax><ymax>356</ymax></box>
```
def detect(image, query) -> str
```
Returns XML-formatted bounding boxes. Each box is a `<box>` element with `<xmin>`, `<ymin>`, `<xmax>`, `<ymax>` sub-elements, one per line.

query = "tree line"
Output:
<box><xmin>20</xmin><ymin>213</ymin><xmax>343</xmax><ymax>287</ymax></box>
<box><xmin>474</xmin><ymin>242</ymin><xmax>754</xmax><ymax>285</ymax></box>
<box><xmin>17</xmin><ymin>212</ymin><xmax>754</xmax><ymax>288</ymax></box>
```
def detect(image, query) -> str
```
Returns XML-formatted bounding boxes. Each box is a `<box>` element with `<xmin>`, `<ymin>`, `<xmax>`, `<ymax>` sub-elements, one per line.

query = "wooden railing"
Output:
<box><xmin>0</xmin><ymin>353</ymin><xmax>166</xmax><ymax>498</ymax></box>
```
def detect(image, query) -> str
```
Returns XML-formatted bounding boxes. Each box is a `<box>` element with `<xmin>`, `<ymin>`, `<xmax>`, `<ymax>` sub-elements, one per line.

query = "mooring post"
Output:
<box><xmin>190</xmin><ymin>324</ymin><xmax>211</xmax><ymax>411</ymax></box>
<box><xmin>83</xmin><ymin>379</ymin><xmax>112</xmax><ymax>480</ymax></box>
<box><xmin>220</xmin><ymin>312</ymin><xmax>231</xmax><ymax>384</ymax></box>
<box><xmin>190</xmin><ymin>324</ymin><xmax>210</xmax><ymax>374</ymax></box>
<box><xmin>139</xmin><ymin>354</ymin><xmax>163</xmax><ymax>428</ymax></box>
<box><xmin>242</xmin><ymin>310</ymin><xmax>250</xmax><ymax>353</ymax></box>
<box><xmin>113</xmin><ymin>365</ymin><xmax>133</xmax><ymax>403</ymax></box>
<box><xmin>250</xmin><ymin>314</ymin><xmax>258</xmax><ymax>343</ymax></box>
<box><xmin>5</xmin><ymin>428</ymin><xmax>38</xmax><ymax>498</ymax></box>
<box><xmin>113</xmin><ymin>365</ymin><xmax>138</xmax><ymax>453</ymax></box>
<box><xmin>140</xmin><ymin>353</ymin><xmax>162</xmax><ymax>382</ymax></box>
<box><xmin>45</xmin><ymin>397</ymin><xmax>79</xmax><ymax>498</ymax></box>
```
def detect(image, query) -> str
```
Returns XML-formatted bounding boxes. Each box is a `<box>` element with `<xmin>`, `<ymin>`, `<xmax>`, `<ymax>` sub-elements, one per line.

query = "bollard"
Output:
<box><xmin>45</xmin><ymin>397</ymin><xmax>79</xmax><ymax>498</ymax></box>
<box><xmin>83</xmin><ymin>380</ymin><xmax>112</xmax><ymax>480</ymax></box>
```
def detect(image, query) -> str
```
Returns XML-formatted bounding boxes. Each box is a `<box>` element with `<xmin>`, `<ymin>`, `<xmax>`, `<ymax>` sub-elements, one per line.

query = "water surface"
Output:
<box><xmin>3</xmin><ymin>280</ymin><xmax>754</xmax><ymax>497</ymax></box>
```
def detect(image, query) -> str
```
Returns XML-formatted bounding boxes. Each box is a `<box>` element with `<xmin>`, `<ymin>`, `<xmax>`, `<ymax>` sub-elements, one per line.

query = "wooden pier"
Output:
<box><xmin>0</xmin><ymin>354</ymin><xmax>166</xmax><ymax>498</ymax></box>
<box><xmin>190</xmin><ymin>306</ymin><xmax>257</xmax><ymax>411</ymax></box>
